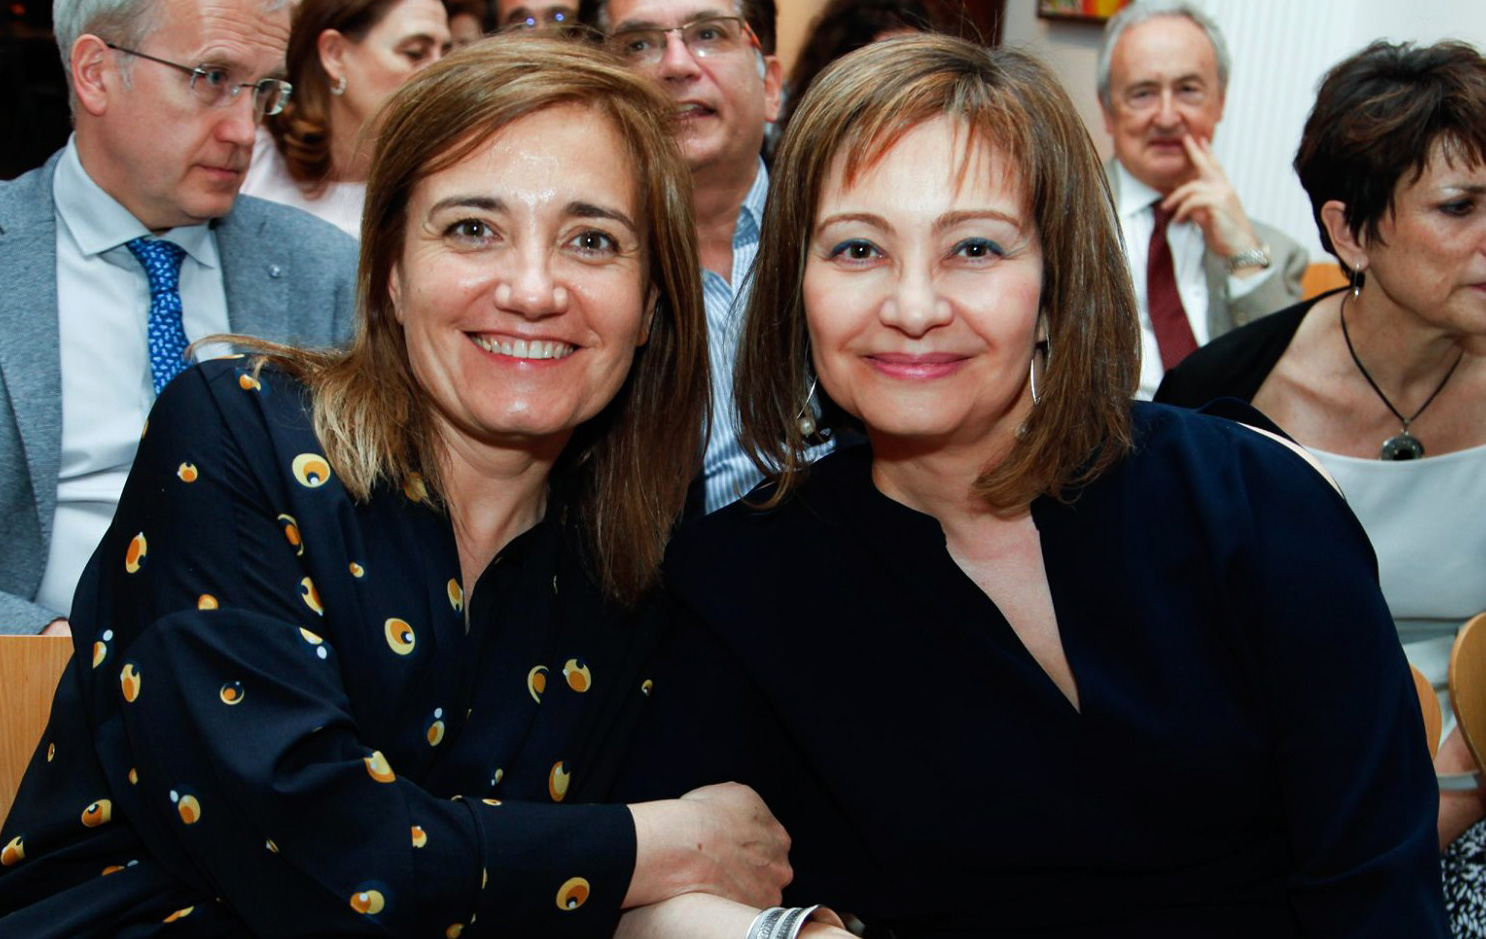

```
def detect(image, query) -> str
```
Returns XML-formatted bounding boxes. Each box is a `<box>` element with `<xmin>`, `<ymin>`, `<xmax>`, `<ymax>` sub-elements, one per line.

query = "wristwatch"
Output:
<box><xmin>1225</xmin><ymin>244</ymin><xmax>1271</xmax><ymax>273</ymax></box>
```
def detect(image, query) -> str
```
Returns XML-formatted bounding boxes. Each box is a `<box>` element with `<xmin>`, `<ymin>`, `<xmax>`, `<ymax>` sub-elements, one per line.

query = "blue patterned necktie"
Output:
<box><xmin>126</xmin><ymin>236</ymin><xmax>191</xmax><ymax>394</ymax></box>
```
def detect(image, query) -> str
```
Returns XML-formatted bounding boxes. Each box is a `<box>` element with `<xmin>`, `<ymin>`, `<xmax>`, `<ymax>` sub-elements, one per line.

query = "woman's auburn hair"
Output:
<box><xmin>265</xmin><ymin>0</ymin><xmax>399</xmax><ymax>191</ymax></box>
<box><xmin>737</xmin><ymin>34</ymin><xmax>1139</xmax><ymax>510</ymax></box>
<box><xmin>247</xmin><ymin>37</ymin><xmax>708</xmax><ymax>607</ymax></box>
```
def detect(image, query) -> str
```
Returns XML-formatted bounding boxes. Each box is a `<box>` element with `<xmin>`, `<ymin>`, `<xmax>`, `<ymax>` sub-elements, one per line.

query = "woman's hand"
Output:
<box><xmin>616</xmin><ymin>893</ymin><xmax>853</xmax><ymax>939</ymax></box>
<box><xmin>1437</xmin><ymin>728</ymin><xmax>1486</xmax><ymax>849</ymax></box>
<box><xmin>626</xmin><ymin>782</ymin><xmax>793</xmax><ymax>908</ymax></box>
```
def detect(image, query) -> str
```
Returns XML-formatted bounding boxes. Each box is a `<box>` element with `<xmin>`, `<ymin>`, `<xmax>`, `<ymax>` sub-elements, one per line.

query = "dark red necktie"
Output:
<box><xmin>1147</xmin><ymin>203</ymin><xmax>1199</xmax><ymax>370</ymax></box>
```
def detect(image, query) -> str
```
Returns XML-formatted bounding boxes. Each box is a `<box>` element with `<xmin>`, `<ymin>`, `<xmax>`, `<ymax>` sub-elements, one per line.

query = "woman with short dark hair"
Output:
<box><xmin>1158</xmin><ymin>42</ymin><xmax>1486</xmax><ymax>933</ymax></box>
<box><xmin>620</xmin><ymin>34</ymin><xmax>1448</xmax><ymax>936</ymax></box>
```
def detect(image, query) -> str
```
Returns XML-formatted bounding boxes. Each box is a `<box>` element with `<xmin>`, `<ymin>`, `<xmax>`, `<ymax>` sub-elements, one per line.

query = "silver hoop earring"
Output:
<box><xmin>330</xmin><ymin>75</ymin><xmax>346</xmax><ymax>96</ymax></box>
<box><xmin>1029</xmin><ymin>339</ymin><xmax>1049</xmax><ymax>406</ymax></box>
<box><xmin>796</xmin><ymin>377</ymin><xmax>818</xmax><ymax>438</ymax></box>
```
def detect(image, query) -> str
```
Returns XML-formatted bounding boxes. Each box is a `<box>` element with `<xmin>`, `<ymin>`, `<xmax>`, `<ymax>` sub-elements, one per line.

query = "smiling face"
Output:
<box><xmin>1101</xmin><ymin>14</ymin><xmax>1224</xmax><ymax>195</ymax></box>
<box><xmin>1361</xmin><ymin>145</ymin><xmax>1486</xmax><ymax>335</ymax></box>
<box><xmin>803</xmin><ymin>116</ymin><xmax>1044</xmax><ymax>453</ymax></box>
<box><xmin>389</xmin><ymin>103</ymin><xmax>654</xmax><ymax>454</ymax></box>
<box><xmin>604</xmin><ymin>0</ymin><xmax>780</xmax><ymax>180</ymax></box>
<box><xmin>326</xmin><ymin>0</ymin><xmax>450</xmax><ymax>131</ymax></box>
<box><xmin>81</xmin><ymin>0</ymin><xmax>290</xmax><ymax>231</ymax></box>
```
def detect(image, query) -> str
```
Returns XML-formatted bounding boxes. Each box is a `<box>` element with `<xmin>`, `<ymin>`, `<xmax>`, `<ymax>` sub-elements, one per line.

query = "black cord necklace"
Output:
<box><xmin>1338</xmin><ymin>291</ymin><xmax>1463</xmax><ymax>460</ymax></box>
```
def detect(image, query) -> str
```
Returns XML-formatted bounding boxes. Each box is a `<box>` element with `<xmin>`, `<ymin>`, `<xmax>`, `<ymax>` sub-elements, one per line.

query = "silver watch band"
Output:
<box><xmin>1225</xmin><ymin>244</ymin><xmax>1271</xmax><ymax>273</ymax></box>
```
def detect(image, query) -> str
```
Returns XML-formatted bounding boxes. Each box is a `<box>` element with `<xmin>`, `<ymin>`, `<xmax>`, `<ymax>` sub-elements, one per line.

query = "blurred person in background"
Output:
<box><xmin>496</xmin><ymin>0</ymin><xmax>577</xmax><ymax>31</ymax></box>
<box><xmin>1097</xmin><ymin>0</ymin><xmax>1305</xmax><ymax>398</ymax></box>
<box><xmin>241</xmin><ymin>0</ymin><xmax>451</xmax><ymax>236</ymax></box>
<box><xmin>0</xmin><ymin>0</ymin><xmax>355</xmax><ymax>637</ymax></box>
<box><xmin>447</xmin><ymin>0</ymin><xmax>487</xmax><ymax>47</ymax></box>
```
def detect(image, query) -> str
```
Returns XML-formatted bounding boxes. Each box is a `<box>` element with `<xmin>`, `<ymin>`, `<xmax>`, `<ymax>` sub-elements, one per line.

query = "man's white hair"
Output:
<box><xmin>1095</xmin><ymin>0</ymin><xmax>1231</xmax><ymax>112</ymax></box>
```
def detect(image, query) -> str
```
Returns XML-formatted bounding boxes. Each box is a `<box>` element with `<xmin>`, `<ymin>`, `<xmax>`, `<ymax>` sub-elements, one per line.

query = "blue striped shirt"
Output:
<box><xmin>698</xmin><ymin>162</ymin><xmax>769</xmax><ymax>514</ymax></box>
<box><xmin>698</xmin><ymin>161</ymin><xmax>835</xmax><ymax>514</ymax></box>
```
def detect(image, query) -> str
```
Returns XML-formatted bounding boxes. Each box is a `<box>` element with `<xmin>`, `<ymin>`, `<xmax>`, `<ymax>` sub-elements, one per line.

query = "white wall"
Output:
<box><xmin>1000</xmin><ymin>1</ymin><xmax>1111</xmax><ymax>161</ymax></box>
<box><xmin>1005</xmin><ymin>0</ymin><xmax>1486</xmax><ymax>262</ymax></box>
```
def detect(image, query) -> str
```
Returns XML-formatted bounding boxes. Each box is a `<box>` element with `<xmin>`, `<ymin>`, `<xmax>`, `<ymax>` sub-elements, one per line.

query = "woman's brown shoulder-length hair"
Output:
<box><xmin>246</xmin><ymin>37</ymin><xmax>708</xmax><ymax>607</ymax></box>
<box><xmin>737</xmin><ymin>34</ymin><xmax>1138</xmax><ymax>509</ymax></box>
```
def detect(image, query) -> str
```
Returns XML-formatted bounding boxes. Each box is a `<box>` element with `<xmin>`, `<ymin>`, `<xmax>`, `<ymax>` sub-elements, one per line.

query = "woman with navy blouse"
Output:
<box><xmin>617</xmin><ymin>35</ymin><xmax>1449</xmax><ymax>937</ymax></box>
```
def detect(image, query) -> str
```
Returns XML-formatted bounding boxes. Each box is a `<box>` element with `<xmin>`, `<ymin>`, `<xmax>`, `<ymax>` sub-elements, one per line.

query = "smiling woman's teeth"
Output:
<box><xmin>473</xmin><ymin>336</ymin><xmax>575</xmax><ymax>360</ymax></box>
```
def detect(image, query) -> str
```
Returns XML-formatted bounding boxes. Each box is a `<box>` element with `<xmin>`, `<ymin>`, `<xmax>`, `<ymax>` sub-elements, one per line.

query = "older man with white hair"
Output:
<box><xmin>1098</xmin><ymin>0</ymin><xmax>1306</xmax><ymax>398</ymax></box>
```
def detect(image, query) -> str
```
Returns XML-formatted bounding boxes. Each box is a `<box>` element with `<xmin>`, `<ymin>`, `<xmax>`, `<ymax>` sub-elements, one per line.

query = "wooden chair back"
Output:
<box><xmin>1301</xmin><ymin>262</ymin><xmax>1348</xmax><ymax>300</ymax></box>
<box><xmin>1411</xmin><ymin>664</ymin><xmax>1442</xmax><ymax>759</ymax></box>
<box><xmin>1450</xmin><ymin>612</ymin><xmax>1486</xmax><ymax>773</ymax></box>
<box><xmin>0</xmin><ymin>636</ymin><xmax>73</xmax><ymax>823</ymax></box>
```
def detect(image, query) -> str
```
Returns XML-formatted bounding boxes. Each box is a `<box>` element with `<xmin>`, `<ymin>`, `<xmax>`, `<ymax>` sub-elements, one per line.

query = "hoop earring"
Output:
<box><xmin>796</xmin><ymin>377</ymin><xmax>818</xmax><ymax>438</ymax></box>
<box><xmin>330</xmin><ymin>75</ymin><xmax>346</xmax><ymax>96</ymax></box>
<box><xmin>1029</xmin><ymin>338</ymin><xmax>1049</xmax><ymax>406</ymax></box>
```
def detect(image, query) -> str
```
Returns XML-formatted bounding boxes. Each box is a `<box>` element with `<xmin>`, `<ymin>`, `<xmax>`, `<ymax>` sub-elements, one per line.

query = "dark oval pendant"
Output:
<box><xmin>1381</xmin><ymin>433</ymin><xmax>1425</xmax><ymax>461</ymax></box>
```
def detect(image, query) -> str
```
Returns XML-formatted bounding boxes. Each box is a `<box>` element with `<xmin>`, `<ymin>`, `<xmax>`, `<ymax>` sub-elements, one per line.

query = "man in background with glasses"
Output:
<box><xmin>589</xmin><ymin>0</ymin><xmax>815</xmax><ymax>517</ymax></box>
<box><xmin>0</xmin><ymin>0</ymin><xmax>357</xmax><ymax>639</ymax></box>
<box><xmin>496</xmin><ymin>0</ymin><xmax>578</xmax><ymax>32</ymax></box>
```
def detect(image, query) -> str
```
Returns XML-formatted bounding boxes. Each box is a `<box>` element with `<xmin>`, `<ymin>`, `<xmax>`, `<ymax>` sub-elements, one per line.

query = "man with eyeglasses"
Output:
<box><xmin>1097</xmin><ymin>1</ymin><xmax>1305</xmax><ymax>399</ymax></box>
<box><xmin>0</xmin><ymin>0</ymin><xmax>357</xmax><ymax>638</ymax></box>
<box><xmin>589</xmin><ymin>0</ymin><xmax>813</xmax><ymax>517</ymax></box>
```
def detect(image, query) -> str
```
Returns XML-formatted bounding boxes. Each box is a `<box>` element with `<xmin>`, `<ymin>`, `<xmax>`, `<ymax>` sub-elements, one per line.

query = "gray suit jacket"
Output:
<box><xmin>0</xmin><ymin>151</ymin><xmax>357</xmax><ymax>633</ymax></box>
<box><xmin>1106</xmin><ymin>159</ymin><xmax>1308</xmax><ymax>339</ymax></box>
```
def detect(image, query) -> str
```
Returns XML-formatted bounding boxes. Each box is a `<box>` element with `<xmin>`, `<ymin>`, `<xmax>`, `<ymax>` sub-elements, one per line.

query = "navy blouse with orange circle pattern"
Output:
<box><xmin>0</xmin><ymin>359</ymin><xmax>662</xmax><ymax>937</ymax></box>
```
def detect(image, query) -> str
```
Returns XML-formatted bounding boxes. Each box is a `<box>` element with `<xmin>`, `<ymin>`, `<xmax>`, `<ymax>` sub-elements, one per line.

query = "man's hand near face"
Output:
<box><xmin>1161</xmin><ymin>134</ymin><xmax>1265</xmax><ymax>275</ymax></box>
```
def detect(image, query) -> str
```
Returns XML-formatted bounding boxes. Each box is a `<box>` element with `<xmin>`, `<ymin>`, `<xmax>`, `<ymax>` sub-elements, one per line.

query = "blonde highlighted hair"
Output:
<box><xmin>243</xmin><ymin>37</ymin><xmax>707</xmax><ymax>606</ymax></box>
<box><xmin>737</xmin><ymin>34</ymin><xmax>1138</xmax><ymax>509</ymax></box>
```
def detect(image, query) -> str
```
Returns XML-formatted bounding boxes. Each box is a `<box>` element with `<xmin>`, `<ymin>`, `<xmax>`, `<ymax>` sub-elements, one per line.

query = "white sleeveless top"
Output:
<box><xmin>1312</xmin><ymin>442</ymin><xmax>1486</xmax><ymax>726</ymax></box>
<box><xmin>241</xmin><ymin>128</ymin><xmax>366</xmax><ymax>239</ymax></box>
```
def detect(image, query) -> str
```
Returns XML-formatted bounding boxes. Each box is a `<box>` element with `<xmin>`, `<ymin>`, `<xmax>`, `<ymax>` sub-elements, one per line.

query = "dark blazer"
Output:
<box><xmin>0</xmin><ymin>151</ymin><xmax>358</xmax><ymax>632</ymax></box>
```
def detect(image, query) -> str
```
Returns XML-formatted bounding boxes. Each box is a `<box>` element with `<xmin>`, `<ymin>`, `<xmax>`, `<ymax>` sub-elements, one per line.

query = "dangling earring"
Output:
<box><xmin>1349</xmin><ymin>262</ymin><xmax>1364</xmax><ymax>299</ymax></box>
<box><xmin>1029</xmin><ymin>338</ymin><xmax>1050</xmax><ymax>406</ymax></box>
<box><xmin>330</xmin><ymin>75</ymin><xmax>347</xmax><ymax>96</ymax></box>
<box><xmin>796</xmin><ymin>377</ymin><xmax>818</xmax><ymax>438</ymax></box>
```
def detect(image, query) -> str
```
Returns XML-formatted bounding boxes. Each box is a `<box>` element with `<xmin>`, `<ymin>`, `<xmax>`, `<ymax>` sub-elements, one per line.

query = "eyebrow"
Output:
<box><xmin>612</xmin><ymin>7</ymin><xmax>730</xmax><ymax>30</ymax></box>
<box><xmin>568</xmin><ymin>201</ymin><xmax>639</xmax><ymax>231</ymax></box>
<box><xmin>814</xmin><ymin>209</ymin><xmax>1024</xmax><ymax>234</ymax></box>
<box><xmin>1126</xmin><ymin>72</ymin><xmax>1207</xmax><ymax>89</ymax></box>
<box><xmin>429</xmin><ymin>195</ymin><xmax>504</xmax><ymax>215</ymax></box>
<box><xmin>816</xmin><ymin>211</ymin><xmax>894</xmax><ymax>234</ymax></box>
<box><xmin>932</xmin><ymin>209</ymin><xmax>1025</xmax><ymax>233</ymax></box>
<box><xmin>426</xmin><ymin>195</ymin><xmax>638</xmax><ymax>231</ymax></box>
<box><xmin>196</xmin><ymin>49</ymin><xmax>288</xmax><ymax>82</ymax></box>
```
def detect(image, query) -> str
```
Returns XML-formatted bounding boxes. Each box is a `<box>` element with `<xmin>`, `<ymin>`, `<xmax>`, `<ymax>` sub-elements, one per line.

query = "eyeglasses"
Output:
<box><xmin>105</xmin><ymin>43</ymin><xmax>293</xmax><ymax>118</ymax></box>
<box><xmin>500</xmin><ymin>9</ymin><xmax>572</xmax><ymax>31</ymax></box>
<box><xmin>605</xmin><ymin>15</ymin><xmax>759</xmax><ymax>67</ymax></box>
<box><xmin>497</xmin><ymin>15</ymin><xmax>595</xmax><ymax>41</ymax></box>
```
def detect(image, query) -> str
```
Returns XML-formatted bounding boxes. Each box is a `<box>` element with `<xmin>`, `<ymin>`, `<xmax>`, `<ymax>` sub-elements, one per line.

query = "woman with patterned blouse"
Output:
<box><xmin>0</xmin><ymin>39</ymin><xmax>799</xmax><ymax>937</ymax></box>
